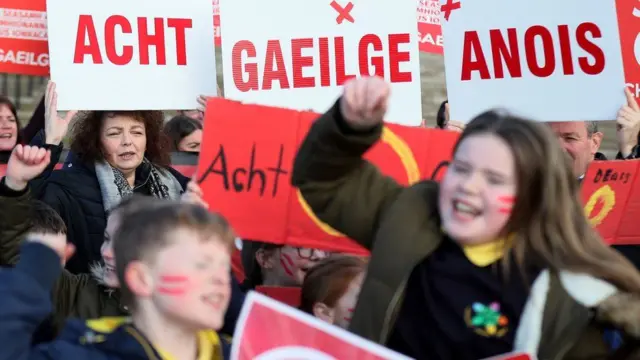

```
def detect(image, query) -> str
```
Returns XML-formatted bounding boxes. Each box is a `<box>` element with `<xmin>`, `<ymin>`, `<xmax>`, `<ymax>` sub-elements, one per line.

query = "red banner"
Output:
<box><xmin>196</xmin><ymin>98</ymin><xmax>458</xmax><ymax>254</ymax></box>
<box><xmin>581</xmin><ymin>160</ymin><xmax>640</xmax><ymax>245</ymax></box>
<box><xmin>0</xmin><ymin>0</ymin><xmax>49</xmax><ymax>76</ymax></box>
<box><xmin>2</xmin><ymin>109</ymin><xmax>639</xmax><ymax>250</ymax></box>
<box><xmin>194</xmin><ymin>99</ymin><xmax>640</xmax><ymax>249</ymax></box>
<box><xmin>231</xmin><ymin>292</ymin><xmax>411</xmax><ymax>359</ymax></box>
<box><xmin>255</xmin><ymin>286</ymin><xmax>301</xmax><ymax>308</ymax></box>
<box><xmin>616</xmin><ymin>0</ymin><xmax>640</xmax><ymax>103</ymax></box>
<box><xmin>417</xmin><ymin>0</ymin><xmax>443</xmax><ymax>54</ymax></box>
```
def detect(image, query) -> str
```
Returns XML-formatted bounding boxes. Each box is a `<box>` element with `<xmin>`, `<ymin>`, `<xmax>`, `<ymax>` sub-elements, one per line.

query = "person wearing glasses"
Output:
<box><xmin>240</xmin><ymin>240</ymin><xmax>329</xmax><ymax>290</ymax></box>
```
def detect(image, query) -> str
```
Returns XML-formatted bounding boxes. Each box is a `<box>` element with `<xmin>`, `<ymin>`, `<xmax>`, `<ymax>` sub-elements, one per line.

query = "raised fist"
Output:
<box><xmin>340</xmin><ymin>76</ymin><xmax>390</xmax><ymax>130</ymax></box>
<box><xmin>4</xmin><ymin>145</ymin><xmax>51</xmax><ymax>191</ymax></box>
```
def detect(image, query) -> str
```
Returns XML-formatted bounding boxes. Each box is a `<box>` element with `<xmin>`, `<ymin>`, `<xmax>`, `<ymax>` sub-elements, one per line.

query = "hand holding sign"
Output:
<box><xmin>340</xmin><ymin>77</ymin><xmax>390</xmax><ymax>131</ymax></box>
<box><xmin>44</xmin><ymin>81</ymin><xmax>77</xmax><ymax>145</ymax></box>
<box><xmin>616</xmin><ymin>87</ymin><xmax>640</xmax><ymax>157</ymax></box>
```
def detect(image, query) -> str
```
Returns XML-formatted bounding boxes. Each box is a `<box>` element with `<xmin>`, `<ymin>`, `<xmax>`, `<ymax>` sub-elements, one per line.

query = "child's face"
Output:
<box><xmin>439</xmin><ymin>134</ymin><xmax>516</xmax><ymax>245</ymax></box>
<box><xmin>100</xmin><ymin>213</ymin><xmax>120</xmax><ymax>288</ymax></box>
<box><xmin>262</xmin><ymin>246</ymin><xmax>329</xmax><ymax>287</ymax></box>
<box><xmin>331</xmin><ymin>272</ymin><xmax>364</xmax><ymax>329</ymax></box>
<box><xmin>150</xmin><ymin>228</ymin><xmax>231</xmax><ymax>330</ymax></box>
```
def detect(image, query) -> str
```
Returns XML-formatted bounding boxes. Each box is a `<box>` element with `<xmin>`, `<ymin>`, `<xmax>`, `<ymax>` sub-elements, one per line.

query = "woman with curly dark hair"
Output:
<box><xmin>34</xmin><ymin>82</ymin><xmax>194</xmax><ymax>274</ymax></box>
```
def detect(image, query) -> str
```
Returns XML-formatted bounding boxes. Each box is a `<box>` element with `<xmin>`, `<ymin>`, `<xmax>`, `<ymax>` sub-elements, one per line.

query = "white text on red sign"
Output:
<box><xmin>73</xmin><ymin>15</ymin><xmax>193</xmax><ymax>66</ymax></box>
<box><xmin>231</xmin><ymin>34</ymin><xmax>413</xmax><ymax>91</ymax></box>
<box><xmin>461</xmin><ymin>23</ymin><xmax>605</xmax><ymax>80</ymax></box>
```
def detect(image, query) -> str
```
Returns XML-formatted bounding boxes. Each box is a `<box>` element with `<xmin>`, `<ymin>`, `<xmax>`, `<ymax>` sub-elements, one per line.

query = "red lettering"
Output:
<box><xmin>388</xmin><ymin>33</ymin><xmax>412</xmax><ymax>82</ymax></box>
<box><xmin>72</xmin><ymin>15</ymin><xmax>191</xmax><ymax>66</ymax></box>
<box><xmin>461</xmin><ymin>31</ymin><xmax>490</xmax><ymax>81</ymax></box>
<box><xmin>104</xmin><ymin>15</ymin><xmax>133</xmax><ymax>66</ymax></box>
<box><xmin>489</xmin><ymin>28</ymin><xmax>521</xmax><ymax>78</ymax></box>
<box><xmin>319</xmin><ymin>37</ymin><xmax>330</xmax><ymax>87</ymax></box>
<box><xmin>263</xmin><ymin>40</ymin><xmax>290</xmax><ymax>90</ymax></box>
<box><xmin>74</xmin><ymin>15</ymin><xmax>103</xmax><ymax>64</ymax></box>
<box><xmin>557</xmin><ymin>25</ymin><xmax>574</xmax><ymax>75</ymax></box>
<box><xmin>291</xmin><ymin>38</ymin><xmax>315</xmax><ymax>88</ymax></box>
<box><xmin>576</xmin><ymin>22</ymin><xmax>605</xmax><ymax>75</ymax></box>
<box><xmin>232</xmin><ymin>40</ymin><xmax>258</xmax><ymax>92</ymax></box>
<box><xmin>334</xmin><ymin>37</ymin><xmax>356</xmax><ymax>85</ymax></box>
<box><xmin>524</xmin><ymin>26</ymin><xmax>555</xmax><ymax>77</ymax></box>
<box><xmin>231</xmin><ymin>34</ymin><xmax>412</xmax><ymax>91</ymax></box>
<box><xmin>359</xmin><ymin>34</ymin><xmax>384</xmax><ymax>77</ymax></box>
<box><xmin>462</xmin><ymin>23</ymin><xmax>605</xmax><ymax>80</ymax></box>
<box><xmin>167</xmin><ymin>18</ymin><xmax>192</xmax><ymax>66</ymax></box>
<box><xmin>138</xmin><ymin>18</ymin><xmax>166</xmax><ymax>65</ymax></box>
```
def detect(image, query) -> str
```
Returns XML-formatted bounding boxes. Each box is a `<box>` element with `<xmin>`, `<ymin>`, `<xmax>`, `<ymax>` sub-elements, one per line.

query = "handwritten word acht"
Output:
<box><xmin>198</xmin><ymin>143</ymin><xmax>289</xmax><ymax>197</ymax></box>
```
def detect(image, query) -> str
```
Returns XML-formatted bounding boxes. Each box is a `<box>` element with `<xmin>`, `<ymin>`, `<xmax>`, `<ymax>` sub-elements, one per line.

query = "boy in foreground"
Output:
<box><xmin>0</xmin><ymin>200</ymin><xmax>233</xmax><ymax>359</ymax></box>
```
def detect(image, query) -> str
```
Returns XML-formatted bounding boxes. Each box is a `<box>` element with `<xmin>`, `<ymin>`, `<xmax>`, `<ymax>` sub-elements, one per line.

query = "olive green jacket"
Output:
<box><xmin>0</xmin><ymin>181</ymin><xmax>125</xmax><ymax>336</ymax></box>
<box><xmin>291</xmin><ymin>101</ymin><xmax>640</xmax><ymax>360</ymax></box>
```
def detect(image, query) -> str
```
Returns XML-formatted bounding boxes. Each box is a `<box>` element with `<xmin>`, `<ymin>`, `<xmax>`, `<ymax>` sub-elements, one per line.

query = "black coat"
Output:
<box><xmin>30</xmin><ymin>132</ymin><xmax>189</xmax><ymax>274</ymax></box>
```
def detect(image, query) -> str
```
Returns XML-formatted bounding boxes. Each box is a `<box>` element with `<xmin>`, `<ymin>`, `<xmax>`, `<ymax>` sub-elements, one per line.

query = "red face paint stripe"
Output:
<box><xmin>498</xmin><ymin>196</ymin><xmax>516</xmax><ymax>204</ymax></box>
<box><xmin>498</xmin><ymin>208</ymin><xmax>512</xmax><ymax>214</ymax></box>
<box><xmin>280</xmin><ymin>257</ymin><xmax>294</xmax><ymax>277</ymax></box>
<box><xmin>157</xmin><ymin>286</ymin><xmax>187</xmax><ymax>295</ymax></box>
<box><xmin>159</xmin><ymin>275</ymin><xmax>189</xmax><ymax>283</ymax></box>
<box><xmin>281</xmin><ymin>253</ymin><xmax>295</xmax><ymax>267</ymax></box>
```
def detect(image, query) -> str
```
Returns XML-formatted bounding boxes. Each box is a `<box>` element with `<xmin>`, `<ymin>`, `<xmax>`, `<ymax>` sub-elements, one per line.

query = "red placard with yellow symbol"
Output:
<box><xmin>581</xmin><ymin>160</ymin><xmax>640</xmax><ymax>245</ymax></box>
<box><xmin>196</xmin><ymin>98</ymin><xmax>457</xmax><ymax>254</ymax></box>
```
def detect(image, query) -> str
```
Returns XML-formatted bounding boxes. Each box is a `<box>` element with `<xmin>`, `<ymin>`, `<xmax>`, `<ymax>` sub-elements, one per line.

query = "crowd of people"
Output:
<box><xmin>0</xmin><ymin>75</ymin><xmax>640</xmax><ymax>359</ymax></box>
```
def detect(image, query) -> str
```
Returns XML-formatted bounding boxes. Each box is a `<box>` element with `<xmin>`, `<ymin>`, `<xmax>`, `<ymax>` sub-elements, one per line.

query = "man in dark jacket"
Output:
<box><xmin>0</xmin><ymin>145</ymin><xmax>244</xmax><ymax>343</ymax></box>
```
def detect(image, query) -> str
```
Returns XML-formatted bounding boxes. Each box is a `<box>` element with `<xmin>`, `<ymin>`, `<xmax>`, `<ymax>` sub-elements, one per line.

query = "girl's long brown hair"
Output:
<box><xmin>456</xmin><ymin>110</ymin><xmax>640</xmax><ymax>293</ymax></box>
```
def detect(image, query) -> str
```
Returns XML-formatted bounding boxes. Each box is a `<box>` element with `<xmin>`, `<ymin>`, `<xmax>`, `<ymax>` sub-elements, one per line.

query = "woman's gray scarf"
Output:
<box><xmin>95</xmin><ymin>159</ymin><xmax>183</xmax><ymax>212</ymax></box>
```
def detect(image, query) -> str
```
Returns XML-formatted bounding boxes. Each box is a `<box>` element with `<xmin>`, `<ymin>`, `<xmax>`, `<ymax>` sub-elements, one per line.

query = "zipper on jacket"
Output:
<box><xmin>379</xmin><ymin>277</ymin><xmax>408</xmax><ymax>343</ymax></box>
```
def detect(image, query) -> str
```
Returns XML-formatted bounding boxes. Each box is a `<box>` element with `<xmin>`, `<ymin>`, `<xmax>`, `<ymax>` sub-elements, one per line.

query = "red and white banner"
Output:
<box><xmin>45</xmin><ymin>0</ymin><xmax>218</xmax><ymax>110</ymax></box>
<box><xmin>212</xmin><ymin>0</ymin><xmax>220</xmax><ymax>46</ymax></box>
<box><xmin>417</xmin><ymin>0</ymin><xmax>443</xmax><ymax>54</ymax></box>
<box><xmin>0</xmin><ymin>0</ymin><xmax>48</xmax><ymax>76</ymax></box>
<box><xmin>231</xmin><ymin>292</ymin><xmax>411</xmax><ymax>360</ymax></box>
<box><xmin>440</xmin><ymin>0</ymin><xmax>630</xmax><ymax>123</ymax></box>
<box><xmin>219</xmin><ymin>0</ymin><xmax>422</xmax><ymax>126</ymax></box>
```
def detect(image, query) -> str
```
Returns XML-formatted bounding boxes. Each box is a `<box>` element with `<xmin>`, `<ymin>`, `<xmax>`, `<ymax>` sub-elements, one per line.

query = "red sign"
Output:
<box><xmin>196</xmin><ymin>98</ymin><xmax>457</xmax><ymax>254</ymax></box>
<box><xmin>582</xmin><ymin>160</ymin><xmax>640</xmax><ymax>245</ymax></box>
<box><xmin>231</xmin><ymin>292</ymin><xmax>411</xmax><ymax>360</ymax></box>
<box><xmin>617</xmin><ymin>0</ymin><xmax>640</xmax><ymax>103</ymax></box>
<box><xmin>255</xmin><ymin>286</ymin><xmax>301</xmax><ymax>308</ymax></box>
<box><xmin>0</xmin><ymin>0</ymin><xmax>49</xmax><ymax>76</ymax></box>
<box><xmin>417</xmin><ymin>0</ymin><xmax>443</xmax><ymax>54</ymax></box>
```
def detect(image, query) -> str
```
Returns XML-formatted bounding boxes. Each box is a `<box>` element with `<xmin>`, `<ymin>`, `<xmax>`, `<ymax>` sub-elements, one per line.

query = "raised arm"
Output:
<box><xmin>0</xmin><ymin>145</ymin><xmax>53</xmax><ymax>265</ymax></box>
<box><xmin>291</xmin><ymin>77</ymin><xmax>402</xmax><ymax>249</ymax></box>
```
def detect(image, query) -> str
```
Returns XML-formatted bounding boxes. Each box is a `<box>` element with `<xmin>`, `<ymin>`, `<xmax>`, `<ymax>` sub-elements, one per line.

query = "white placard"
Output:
<box><xmin>231</xmin><ymin>292</ymin><xmax>411</xmax><ymax>360</ymax></box>
<box><xmin>219</xmin><ymin>0</ymin><xmax>422</xmax><ymax>126</ymax></box>
<box><xmin>46</xmin><ymin>0</ymin><xmax>217</xmax><ymax>110</ymax></box>
<box><xmin>439</xmin><ymin>0</ymin><xmax>626</xmax><ymax>123</ymax></box>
